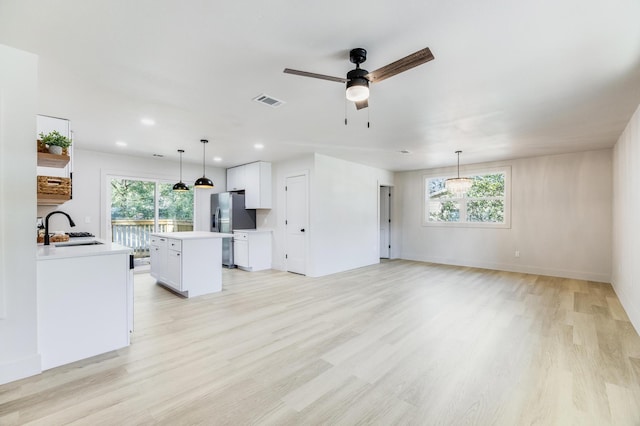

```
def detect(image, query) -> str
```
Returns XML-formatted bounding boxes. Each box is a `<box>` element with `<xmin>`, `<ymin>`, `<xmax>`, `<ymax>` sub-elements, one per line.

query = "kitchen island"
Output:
<box><xmin>150</xmin><ymin>231</ymin><xmax>233</xmax><ymax>298</ymax></box>
<box><xmin>36</xmin><ymin>239</ymin><xmax>133</xmax><ymax>370</ymax></box>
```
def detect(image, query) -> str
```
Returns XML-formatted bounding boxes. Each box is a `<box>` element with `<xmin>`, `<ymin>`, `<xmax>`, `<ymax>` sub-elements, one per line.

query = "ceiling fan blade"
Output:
<box><xmin>355</xmin><ymin>99</ymin><xmax>368</xmax><ymax>110</ymax></box>
<box><xmin>366</xmin><ymin>47</ymin><xmax>434</xmax><ymax>83</ymax></box>
<box><xmin>283</xmin><ymin>68</ymin><xmax>347</xmax><ymax>83</ymax></box>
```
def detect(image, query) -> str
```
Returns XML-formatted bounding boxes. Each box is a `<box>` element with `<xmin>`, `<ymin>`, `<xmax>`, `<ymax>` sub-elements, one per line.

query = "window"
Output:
<box><xmin>109</xmin><ymin>177</ymin><xmax>194</xmax><ymax>260</ymax></box>
<box><xmin>424</xmin><ymin>167</ymin><xmax>510</xmax><ymax>228</ymax></box>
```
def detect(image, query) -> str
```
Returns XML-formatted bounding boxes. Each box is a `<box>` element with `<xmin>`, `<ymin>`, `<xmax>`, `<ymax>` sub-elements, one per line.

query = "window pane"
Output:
<box><xmin>110</xmin><ymin>178</ymin><xmax>156</xmax><ymax>258</ymax></box>
<box><xmin>111</xmin><ymin>179</ymin><xmax>155</xmax><ymax>220</ymax></box>
<box><xmin>158</xmin><ymin>183</ymin><xmax>194</xmax><ymax>232</ymax></box>
<box><xmin>429</xmin><ymin>200</ymin><xmax>460</xmax><ymax>222</ymax></box>
<box><xmin>428</xmin><ymin>177</ymin><xmax>451</xmax><ymax>199</ymax></box>
<box><xmin>466</xmin><ymin>173</ymin><xmax>504</xmax><ymax>197</ymax></box>
<box><xmin>467</xmin><ymin>199</ymin><xmax>505</xmax><ymax>223</ymax></box>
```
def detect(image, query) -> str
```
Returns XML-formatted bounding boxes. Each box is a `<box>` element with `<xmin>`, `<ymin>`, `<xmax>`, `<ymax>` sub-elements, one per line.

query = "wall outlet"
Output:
<box><xmin>84</xmin><ymin>216</ymin><xmax>91</xmax><ymax>224</ymax></box>
<box><xmin>515</xmin><ymin>250</ymin><xmax>520</xmax><ymax>258</ymax></box>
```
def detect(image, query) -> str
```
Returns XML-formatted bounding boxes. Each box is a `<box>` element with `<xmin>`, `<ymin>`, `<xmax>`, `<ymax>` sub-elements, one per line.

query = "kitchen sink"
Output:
<box><xmin>54</xmin><ymin>240</ymin><xmax>104</xmax><ymax>247</ymax></box>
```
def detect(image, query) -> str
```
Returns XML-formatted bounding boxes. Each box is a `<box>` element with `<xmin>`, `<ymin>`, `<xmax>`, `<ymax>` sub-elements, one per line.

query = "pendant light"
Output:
<box><xmin>172</xmin><ymin>149</ymin><xmax>189</xmax><ymax>191</ymax></box>
<box><xmin>445</xmin><ymin>150</ymin><xmax>473</xmax><ymax>196</ymax></box>
<box><xmin>194</xmin><ymin>139</ymin><xmax>214</xmax><ymax>188</ymax></box>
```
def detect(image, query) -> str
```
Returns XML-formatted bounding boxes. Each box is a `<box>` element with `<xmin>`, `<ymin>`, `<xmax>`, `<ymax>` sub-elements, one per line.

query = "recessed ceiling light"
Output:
<box><xmin>213</xmin><ymin>156</ymin><xmax>222</xmax><ymax>162</ymax></box>
<box><xmin>141</xmin><ymin>118</ymin><xmax>155</xmax><ymax>126</ymax></box>
<box><xmin>115</xmin><ymin>141</ymin><xmax>127</xmax><ymax>147</ymax></box>
<box><xmin>254</xmin><ymin>143</ymin><xmax>264</xmax><ymax>150</ymax></box>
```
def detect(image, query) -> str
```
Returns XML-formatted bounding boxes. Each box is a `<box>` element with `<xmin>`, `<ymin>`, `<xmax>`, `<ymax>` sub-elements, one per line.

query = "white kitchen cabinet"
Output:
<box><xmin>150</xmin><ymin>232</ymin><xmax>233</xmax><ymax>297</ymax></box>
<box><xmin>226</xmin><ymin>165</ymin><xmax>246</xmax><ymax>191</ymax></box>
<box><xmin>166</xmin><ymin>248</ymin><xmax>182</xmax><ymax>290</ymax></box>
<box><xmin>37</xmin><ymin>243</ymin><xmax>133</xmax><ymax>370</ymax></box>
<box><xmin>226</xmin><ymin>161</ymin><xmax>271</xmax><ymax>209</ymax></box>
<box><xmin>234</xmin><ymin>238</ymin><xmax>249</xmax><ymax>267</ymax></box>
<box><xmin>150</xmin><ymin>235</ymin><xmax>168</xmax><ymax>282</ymax></box>
<box><xmin>233</xmin><ymin>230</ymin><xmax>272</xmax><ymax>271</ymax></box>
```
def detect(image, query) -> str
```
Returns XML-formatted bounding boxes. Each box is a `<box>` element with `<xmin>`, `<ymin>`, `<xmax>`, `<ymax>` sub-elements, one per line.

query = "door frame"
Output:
<box><xmin>102</xmin><ymin>173</ymin><xmax>161</xmax><ymax>242</ymax></box>
<box><xmin>379</xmin><ymin>185</ymin><xmax>392</xmax><ymax>259</ymax></box>
<box><xmin>284</xmin><ymin>171</ymin><xmax>309</xmax><ymax>275</ymax></box>
<box><xmin>378</xmin><ymin>184</ymin><xmax>393</xmax><ymax>260</ymax></box>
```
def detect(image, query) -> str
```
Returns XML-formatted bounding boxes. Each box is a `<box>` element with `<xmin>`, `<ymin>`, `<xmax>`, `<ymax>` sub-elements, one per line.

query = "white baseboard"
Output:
<box><xmin>400</xmin><ymin>254</ymin><xmax>611</xmax><ymax>283</ymax></box>
<box><xmin>611</xmin><ymin>281</ymin><xmax>640</xmax><ymax>335</ymax></box>
<box><xmin>0</xmin><ymin>353</ymin><xmax>41</xmax><ymax>385</ymax></box>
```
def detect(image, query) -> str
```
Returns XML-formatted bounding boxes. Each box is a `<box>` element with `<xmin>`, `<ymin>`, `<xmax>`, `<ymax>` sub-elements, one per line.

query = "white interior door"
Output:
<box><xmin>285</xmin><ymin>174</ymin><xmax>308</xmax><ymax>275</ymax></box>
<box><xmin>380</xmin><ymin>186</ymin><xmax>391</xmax><ymax>258</ymax></box>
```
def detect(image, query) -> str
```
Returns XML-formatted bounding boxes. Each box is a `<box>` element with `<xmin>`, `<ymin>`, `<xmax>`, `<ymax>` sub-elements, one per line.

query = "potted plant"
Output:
<box><xmin>39</xmin><ymin>130</ymin><xmax>71</xmax><ymax>155</ymax></box>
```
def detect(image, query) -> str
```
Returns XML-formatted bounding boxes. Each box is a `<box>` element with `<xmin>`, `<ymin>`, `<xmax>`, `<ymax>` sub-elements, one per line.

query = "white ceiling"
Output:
<box><xmin>1</xmin><ymin>0</ymin><xmax>639</xmax><ymax>171</ymax></box>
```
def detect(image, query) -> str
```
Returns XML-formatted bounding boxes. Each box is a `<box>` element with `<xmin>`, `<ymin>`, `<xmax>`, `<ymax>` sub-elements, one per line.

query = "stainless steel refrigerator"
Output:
<box><xmin>211</xmin><ymin>192</ymin><xmax>256</xmax><ymax>266</ymax></box>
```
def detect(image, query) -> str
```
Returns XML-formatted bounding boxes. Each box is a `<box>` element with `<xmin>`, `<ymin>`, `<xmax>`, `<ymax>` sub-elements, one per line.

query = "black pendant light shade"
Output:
<box><xmin>173</xmin><ymin>149</ymin><xmax>190</xmax><ymax>191</ymax></box>
<box><xmin>194</xmin><ymin>139</ymin><xmax>214</xmax><ymax>188</ymax></box>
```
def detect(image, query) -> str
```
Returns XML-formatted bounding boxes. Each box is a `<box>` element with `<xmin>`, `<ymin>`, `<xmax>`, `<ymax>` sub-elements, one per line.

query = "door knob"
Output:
<box><xmin>300</xmin><ymin>228</ymin><xmax>305</xmax><ymax>232</ymax></box>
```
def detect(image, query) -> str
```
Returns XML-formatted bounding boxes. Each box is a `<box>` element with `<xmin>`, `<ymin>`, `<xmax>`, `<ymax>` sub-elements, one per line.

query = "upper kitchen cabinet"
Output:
<box><xmin>37</xmin><ymin>115</ymin><xmax>72</xmax><ymax>205</ymax></box>
<box><xmin>226</xmin><ymin>161</ymin><xmax>272</xmax><ymax>209</ymax></box>
<box><xmin>226</xmin><ymin>165</ymin><xmax>246</xmax><ymax>191</ymax></box>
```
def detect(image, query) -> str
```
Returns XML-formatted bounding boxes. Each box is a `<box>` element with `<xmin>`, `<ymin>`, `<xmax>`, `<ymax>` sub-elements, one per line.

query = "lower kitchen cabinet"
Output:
<box><xmin>233</xmin><ymin>230</ymin><xmax>272</xmax><ymax>271</ymax></box>
<box><xmin>150</xmin><ymin>231</ymin><xmax>232</xmax><ymax>297</ymax></box>
<box><xmin>166</xmin><ymin>248</ymin><xmax>182</xmax><ymax>290</ymax></box>
<box><xmin>150</xmin><ymin>235</ymin><xmax>167</xmax><ymax>281</ymax></box>
<box><xmin>37</xmin><ymin>245</ymin><xmax>133</xmax><ymax>370</ymax></box>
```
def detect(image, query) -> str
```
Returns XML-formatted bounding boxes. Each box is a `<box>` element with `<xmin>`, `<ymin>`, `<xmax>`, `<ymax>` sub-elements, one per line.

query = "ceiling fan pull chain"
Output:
<box><xmin>344</xmin><ymin>97</ymin><xmax>348</xmax><ymax>126</ymax></box>
<box><xmin>367</xmin><ymin>106</ymin><xmax>370</xmax><ymax>128</ymax></box>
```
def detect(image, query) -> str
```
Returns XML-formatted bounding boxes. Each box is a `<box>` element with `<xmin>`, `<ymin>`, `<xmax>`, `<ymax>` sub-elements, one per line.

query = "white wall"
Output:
<box><xmin>37</xmin><ymin>149</ymin><xmax>226</xmax><ymax>237</ymax></box>
<box><xmin>310</xmin><ymin>154</ymin><xmax>394</xmax><ymax>277</ymax></box>
<box><xmin>0</xmin><ymin>44</ymin><xmax>41</xmax><ymax>384</ymax></box>
<box><xmin>263</xmin><ymin>153</ymin><xmax>393</xmax><ymax>277</ymax></box>
<box><xmin>612</xmin><ymin>104</ymin><xmax>640</xmax><ymax>332</ymax></box>
<box><xmin>395</xmin><ymin>150</ymin><xmax>612</xmax><ymax>282</ymax></box>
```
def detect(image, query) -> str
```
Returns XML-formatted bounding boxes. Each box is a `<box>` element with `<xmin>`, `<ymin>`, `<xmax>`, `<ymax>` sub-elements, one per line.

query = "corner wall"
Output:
<box><xmin>612</xmin><ymin>104</ymin><xmax>640</xmax><ymax>332</ymax></box>
<box><xmin>264</xmin><ymin>154</ymin><xmax>393</xmax><ymax>277</ymax></box>
<box><xmin>0</xmin><ymin>44</ymin><xmax>40</xmax><ymax>384</ymax></box>
<box><xmin>310</xmin><ymin>154</ymin><xmax>393</xmax><ymax>277</ymax></box>
<box><xmin>395</xmin><ymin>149</ymin><xmax>612</xmax><ymax>282</ymax></box>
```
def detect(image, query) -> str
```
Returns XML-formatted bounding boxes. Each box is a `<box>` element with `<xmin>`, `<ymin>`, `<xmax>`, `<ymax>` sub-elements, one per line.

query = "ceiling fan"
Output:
<box><xmin>284</xmin><ymin>47</ymin><xmax>434</xmax><ymax>110</ymax></box>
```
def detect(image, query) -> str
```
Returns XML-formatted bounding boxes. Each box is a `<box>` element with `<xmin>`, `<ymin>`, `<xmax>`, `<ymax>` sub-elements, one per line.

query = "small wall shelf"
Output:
<box><xmin>37</xmin><ymin>194</ymin><xmax>71</xmax><ymax>205</ymax></box>
<box><xmin>37</xmin><ymin>152</ymin><xmax>70</xmax><ymax>168</ymax></box>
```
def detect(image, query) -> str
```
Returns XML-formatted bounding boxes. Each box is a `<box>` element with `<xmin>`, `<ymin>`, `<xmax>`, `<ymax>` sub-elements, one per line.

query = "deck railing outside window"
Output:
<box><xmin>111</xmin><ymin>219</ymin><xmax>193</xmax><ymax>258</ymax></box>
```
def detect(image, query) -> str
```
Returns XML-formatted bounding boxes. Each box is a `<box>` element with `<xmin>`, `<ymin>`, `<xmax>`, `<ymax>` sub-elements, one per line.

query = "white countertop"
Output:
<box><xmin>151</xmin><ymin>231</ymin><xmax>234</xmax><ymax>240</ymax></box>
<box><xmin>37</xmin><ymin>238</ymin><xmax>132</xmax><ymax>260</ymax></box>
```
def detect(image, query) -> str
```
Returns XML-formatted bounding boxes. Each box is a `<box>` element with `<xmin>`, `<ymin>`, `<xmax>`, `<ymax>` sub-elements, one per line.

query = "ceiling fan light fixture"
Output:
<box><xmin>346</xmin><ymin>78</ymin><xmax>370</xmax><ymax>102</ymax></box>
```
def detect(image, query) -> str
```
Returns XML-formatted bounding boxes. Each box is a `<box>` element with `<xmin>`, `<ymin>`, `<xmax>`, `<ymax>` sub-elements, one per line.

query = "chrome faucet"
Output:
<box><xmin>44</xmin><ymin>211</ymin><xmax>76</xmax><ymax>245</ymax></box>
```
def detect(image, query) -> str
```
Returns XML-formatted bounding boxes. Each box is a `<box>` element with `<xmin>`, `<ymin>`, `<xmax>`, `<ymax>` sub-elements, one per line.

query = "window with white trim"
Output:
<box><xmin>424</xmin><ymin>167</ymin><xmax>511</xmax><ymax>228</ymax></box>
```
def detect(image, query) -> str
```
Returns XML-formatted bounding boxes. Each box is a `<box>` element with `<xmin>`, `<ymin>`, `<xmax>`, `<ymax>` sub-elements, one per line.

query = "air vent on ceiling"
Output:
<box><xmin>253</xmin><ymin>93</ymin><xmax>285</xmax><ymax>108</ymax></box>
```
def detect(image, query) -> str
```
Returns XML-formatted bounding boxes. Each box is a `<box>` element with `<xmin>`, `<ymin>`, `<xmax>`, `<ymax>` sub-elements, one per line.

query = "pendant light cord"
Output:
<box><xmin>202</xmin><ymin>141</ymin><xmax>206</xmax><ymax>176</ymax></box>
<box><xmin>179</xmin><ymin>150</ymin><xmax>184</xmax><ymax>181</ymax></box>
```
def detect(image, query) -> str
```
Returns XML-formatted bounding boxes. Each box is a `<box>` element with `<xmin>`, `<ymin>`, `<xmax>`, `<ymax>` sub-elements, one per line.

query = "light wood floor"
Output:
<box><xmin>1</xmin><ymin>260</ymin><xmax>640</xmax><ymax>425</ymax></box>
